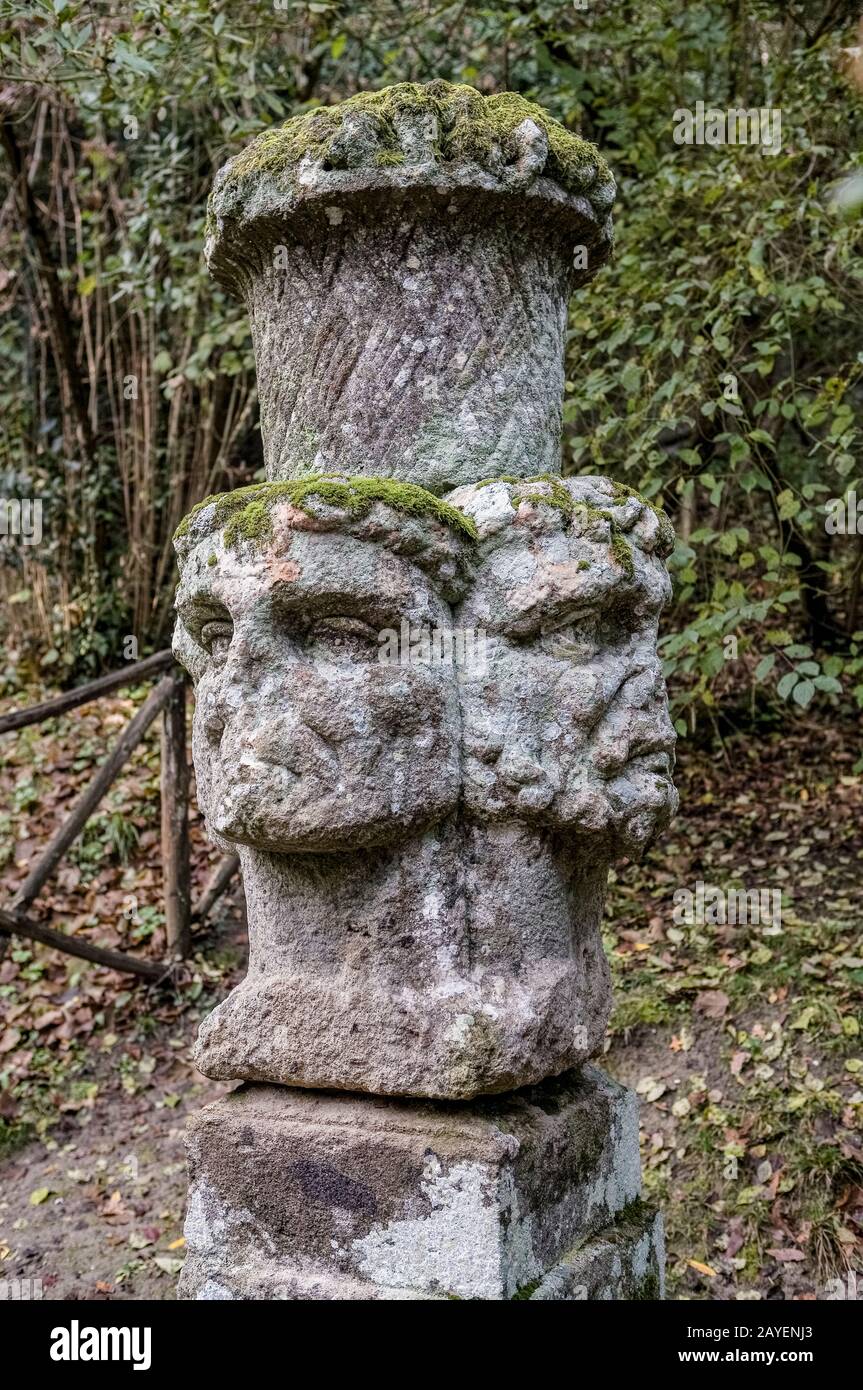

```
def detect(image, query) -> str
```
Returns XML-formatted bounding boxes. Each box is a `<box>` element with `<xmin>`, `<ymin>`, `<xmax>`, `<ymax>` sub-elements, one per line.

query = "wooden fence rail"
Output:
<box><xmin>0</xmin><ymin>651</ymin><xmax>239</xmax><ymax>979</ymax></box>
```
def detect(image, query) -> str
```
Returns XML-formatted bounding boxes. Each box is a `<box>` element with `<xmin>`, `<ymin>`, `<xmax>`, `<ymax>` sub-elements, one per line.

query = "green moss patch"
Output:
<box><xmin>174</xmin><ymin>474</ymin><xmax>478</xmax><ymax>550</ymax></box>
<box><xmin>221</xmin><ymin>80</ymin><xmax>609</xmax><ymax>200</ymax></box>
<box><xmin>493</xmin><ymin>473</ymin><xmax>674</xmax><ymax>579</ymax></box>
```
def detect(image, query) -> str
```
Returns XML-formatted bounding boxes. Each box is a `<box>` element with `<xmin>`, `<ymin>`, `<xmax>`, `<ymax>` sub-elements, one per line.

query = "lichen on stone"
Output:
<box><xmin>219</xmin><ymin>80</ymin><xmax>611</xmax><ymax>203</ymax></box>
<box><xmin>479</xmin><ymin>473</ymin><xmax>654</xmax><ymax>582</ymax></box>
<box><xmin>174</xmin><ymin>473</ymin><xmax>479</xmax><ymax>550</ymax></box>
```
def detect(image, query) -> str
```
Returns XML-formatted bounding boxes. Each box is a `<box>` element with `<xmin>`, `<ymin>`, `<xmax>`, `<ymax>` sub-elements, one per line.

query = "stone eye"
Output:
<box><xmin>306</xmin><ymin>616</ymin><xmax>379</xmax><ymax>657</ymax></box>
<box><xmin>200</xmin><ymin>620</ymin><xmax>234</xmax><ymax>660</ymax></box>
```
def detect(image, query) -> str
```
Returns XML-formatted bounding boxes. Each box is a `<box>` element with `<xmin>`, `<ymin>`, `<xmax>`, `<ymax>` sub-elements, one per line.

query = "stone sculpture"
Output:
<box><xmin>174</xmin><ymin>81</ymin><xmax>677</xmax><ymax>1300</ymax></box>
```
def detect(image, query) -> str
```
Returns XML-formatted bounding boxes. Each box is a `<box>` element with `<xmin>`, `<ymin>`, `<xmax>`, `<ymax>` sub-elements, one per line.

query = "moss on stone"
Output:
<box><xmin>633</xmin><ymin>1270</ymin><xmax>661</xmax><ymax>1301</ymax></box>
<box><xmin>174</xmin><ymin>474</ymin><xmax>478</xmax><ymax>550</ymax></box>
<box><xmin>615</xmin><ymin>1196</ymin><xmax>650</xmax><ymax>1228</ymax></box>
<box><xmin>511</xmin><ymin>472</ymin><xmax>578</xmax><ymax>517</ymax></box>
<box><xmin>511</xmin><ymin>1277</ymin><xmax>542</xmax><ymax>1301</ymax></box>
<box><xmin>220</xmin><ymin>80</ymin><xmax>609</xmax><ymax>200</ymax></box>
<box><xmin>610</xmin><ymin>529</ymin><xmax>635</xmax><ymax>579</ymax></box>
<box><xmin>490</xmin><ymin>475</ymin><xmax>641</xmax><ymax>580</ymax></box>
<box><xmin>474</xmin><ymin>473</ymin><xmax>521</xmax><ymax>489</ymax></box>
<box><xmin>611</xmin><ymin>480</ymin><xmax>675</xmax><ymax>557</ymax></box>
<box><xmin>207</xmin><ymin>553</ymin><xmax>218</xmax><ymax>567</ymax></box>
<box><xmin>374</xmin><ymin>148</ymin><xmax>407</xmax><ymax>167</ymax></box>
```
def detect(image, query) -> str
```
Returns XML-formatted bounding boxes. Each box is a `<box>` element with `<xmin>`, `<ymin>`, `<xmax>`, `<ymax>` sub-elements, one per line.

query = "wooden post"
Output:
<box><xmin>14</xmin><ymin>675</ymin><xmax>175</xmax><ymax>909</ymax></box>
<box><xmin>161</xmin><ymin>675</ymin><xmax>191</xmax><ymax>959</ymax></box>
<box><xmin>191</xmin><ymin>853</ymin><xmax>240</xmax><ymax>924</ymax></box>
<box><xmin>0</xmin><ymin>906</ymin><xmax>168</xmax><ymax>982</ymax></box>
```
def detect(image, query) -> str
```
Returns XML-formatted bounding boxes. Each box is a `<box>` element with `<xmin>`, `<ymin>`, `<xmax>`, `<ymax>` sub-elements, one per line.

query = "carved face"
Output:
<box><xmin>173</xmin><ymin>515</ymin><xmax>461</xmax><ymax>853</ymax></box>
<box><xmin>174</xmin><ymin>477</ymin><xmax>677</xmax><ymax>859</ymax></box>
<box><xmin>452</xmin><ymin>478</ymin><xmax>678</xmax><ymax>854</ymax></box>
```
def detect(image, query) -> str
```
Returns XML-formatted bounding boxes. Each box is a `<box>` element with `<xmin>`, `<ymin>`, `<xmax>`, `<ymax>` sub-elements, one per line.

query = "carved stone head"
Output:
<box><xmin>453</xmin><ymin>475</ymin><xmax>678</xmax><ymax>855</ymax></box>
<box><xmin>173</xmin><ymin>479</ymin><xmax>473</xmax><ymax>854</ymax></box>
<box><xmin>174</xmin><ymin>473</ymin><xmax>676</xmax><ymax>860</ymax></box>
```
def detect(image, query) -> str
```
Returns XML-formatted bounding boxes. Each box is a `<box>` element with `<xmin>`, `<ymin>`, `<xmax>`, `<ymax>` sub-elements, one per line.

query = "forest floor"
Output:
<box><xmin>0</xmin><ymin>683</ymin><xmax>861</xmax><ymax>1301</ymax></box>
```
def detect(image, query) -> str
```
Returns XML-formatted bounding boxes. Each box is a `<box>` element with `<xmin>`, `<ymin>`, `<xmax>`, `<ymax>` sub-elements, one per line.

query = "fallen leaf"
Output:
<box><xmin>686</xmin><ymin>1259</ymin><xmax>717</xmax><ymax>1277</ymax></box>
<box><xmin>29</xmin><ymin>1187</ymin><xmax>53</xmax><ymax>1206</ymax></box>
<box><xmin>695</xmin><ymin>990</ymin><xmax>729</xmax><ymax>1019</ymax></box>
<box><xmin>636</xmin><ymin>1076</ymin><xmax>667</xmax><ymax>1103</ymax></box>
<box><xmin>790</xmin><ymin>1007</ymin><xmax>818</xmax><ymax>1031</ymax></box>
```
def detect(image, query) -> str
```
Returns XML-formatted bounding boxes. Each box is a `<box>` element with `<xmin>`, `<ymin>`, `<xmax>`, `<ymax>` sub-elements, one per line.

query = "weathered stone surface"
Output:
<box><xmin>175</xmin><ymin>79</ymin><xmax>673</xmax><ymax>1300</ymax></box>
<box><xmin>204</xmin><ymin>82</ymin><xmax>615</xmax><ymax>491</ymax></box>
<box><xmin>178</xmin><ymin>1064</ymin><xmax>647</xmax><ymax>1302</ymax></box>
<box><xmin>529</xmin><ymin>1206</ymin><xmax>665</xmax><ymax>1301</ymax></box>
<box><xmin>172</xmin><ymin>476</ymin><xmax>675</xmax><ymax>1097</ymax></box>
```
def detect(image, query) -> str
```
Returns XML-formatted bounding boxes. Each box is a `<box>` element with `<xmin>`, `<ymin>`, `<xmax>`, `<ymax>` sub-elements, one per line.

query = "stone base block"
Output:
<box><xmin>179</xmin><ymin>1064</ymin><xmax>661</xmax><ymax>1301</ymax></box>
<box><xmin>530</xmin><ymin>1207</ymin><xmax>664</xmax><ymax>1300</ymax></box>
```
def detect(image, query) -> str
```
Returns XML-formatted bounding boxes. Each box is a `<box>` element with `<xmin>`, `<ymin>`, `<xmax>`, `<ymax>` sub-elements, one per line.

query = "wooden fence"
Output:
<box><xmin>0</xmin><ymin>652</ymin><xmax>239</xmax><ymax>981</ymax></box>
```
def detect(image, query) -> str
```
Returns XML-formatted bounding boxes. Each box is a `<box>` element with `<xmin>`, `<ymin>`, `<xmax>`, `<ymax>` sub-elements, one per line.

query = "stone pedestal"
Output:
<box><xmin>174</xmin><ymin>81</ymin><xmax>677</xmax><ymax>1301</ymax></box>
<box><xmin>179</xmin><ymin>1066</ymin><xmax>662</xmax><ymax>1302</ymax></box>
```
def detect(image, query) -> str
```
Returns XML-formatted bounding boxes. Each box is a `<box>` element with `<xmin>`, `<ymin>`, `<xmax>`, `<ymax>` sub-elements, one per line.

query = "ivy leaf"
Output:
<box><xmin>792</xmin><ymin>678</ymin><xmax>815</xmax><ymax>707</ymax></box>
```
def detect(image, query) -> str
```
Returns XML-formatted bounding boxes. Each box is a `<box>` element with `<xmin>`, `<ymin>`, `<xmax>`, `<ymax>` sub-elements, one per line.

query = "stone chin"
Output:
<box><xmin>604</xmin><ymin>770</ymin><xmax>679</xmax><ymax>856</ymax></box>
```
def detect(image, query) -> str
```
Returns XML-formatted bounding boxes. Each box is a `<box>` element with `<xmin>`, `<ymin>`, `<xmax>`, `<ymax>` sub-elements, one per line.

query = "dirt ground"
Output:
<box><xmin>0</xmin><ymin>1059</ymin><xmax>227</xmax><ymax>1301</ymax></box>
